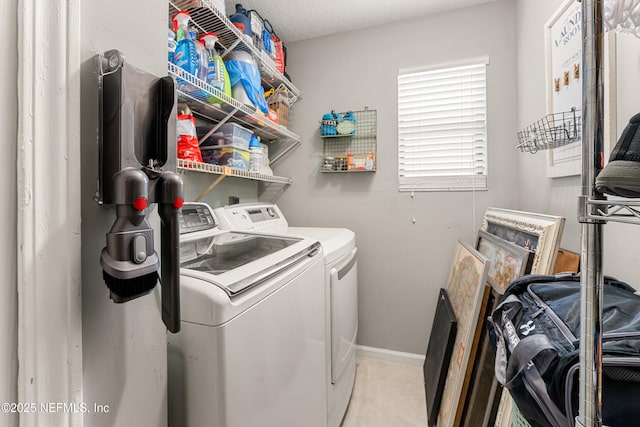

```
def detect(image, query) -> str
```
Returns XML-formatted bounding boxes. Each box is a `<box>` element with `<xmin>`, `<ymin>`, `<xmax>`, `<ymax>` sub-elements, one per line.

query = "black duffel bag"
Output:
<box><xmin>488</xmin><ymin>273</ymin><xmax>640</xmax><ymax>427</ymax></box>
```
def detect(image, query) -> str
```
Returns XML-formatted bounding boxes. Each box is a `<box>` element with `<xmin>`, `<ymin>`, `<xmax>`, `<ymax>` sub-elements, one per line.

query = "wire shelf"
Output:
<box><xmin>517</xmin><ymin>108</ymin><xmax>581</xmax><ymax>153</ymax></box>
<box><xmin>586</xmin><ymin>198</ymin><xmax>640</xmax><ymax>226</ymax></box>
<box><xmin>177</xmin><ymin>159</ymin><xmax>291</xmax><ymax>184</ymax></box>
<box><xmin>168</xmin><ymin>63</ymin><xmax>301</xmax><ymax>149</ymax></box>
<box><xmin>168</xmin><ymin>0</ymin><xmax>300</xmax><ymax>103</ymax></box>
<box><xmin>321</xmin><ymin>108</ymin><xmax>377</xmax><ymax>173</ymax></box>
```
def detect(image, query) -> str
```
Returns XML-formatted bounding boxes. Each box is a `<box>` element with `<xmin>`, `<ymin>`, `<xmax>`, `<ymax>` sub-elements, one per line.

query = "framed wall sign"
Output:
<box><xmin>545</xmin><ymin>0</ymin><xmax>583</xmax><ymax>177</ymax></box>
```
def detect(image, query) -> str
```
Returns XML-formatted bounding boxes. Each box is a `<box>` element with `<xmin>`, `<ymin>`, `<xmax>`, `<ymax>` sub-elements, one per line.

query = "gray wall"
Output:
<box><xmin>80</xmin><ymin>2</ymin><xmax>170</xmax><ymax>425</ymax></box>
<box><xmin>182</xmin><ymin>172</ymin><xmax>258</xmax><ymax>207</ymax></box>
<box><xmin>515</xmin><ymin>0</ymin><xmax>582</xmax><ymax>251</ymax></box>
<box><xmin>274</xmin><ymin>1</ymin><xmax>518</xmax><ymax>355</ymax></box>
<box><xmin>516</xmin><ymin>0</ymin><xmax>640</xmax><ymax>288</ymax></box>
<box><xmin>605</xmin><ymin>33</ymin><xmax>640</xmax><ymax>280</ymax></box>
<box><xmin>0</xmin><ymin>2</ymin><xmax>18</xmax><ymax>426</ymax></box>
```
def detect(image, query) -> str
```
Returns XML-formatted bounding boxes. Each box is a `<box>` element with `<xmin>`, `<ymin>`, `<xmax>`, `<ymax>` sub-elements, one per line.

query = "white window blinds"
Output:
<box><xmin>398</xmin><ymin>58</ymin><xmax>488</xmax><ymax>191</ymax></box>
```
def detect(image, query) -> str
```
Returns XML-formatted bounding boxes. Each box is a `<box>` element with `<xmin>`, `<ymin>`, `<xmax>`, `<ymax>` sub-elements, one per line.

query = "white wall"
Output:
<box><xmin>275</xmin><ymin>0</ymin><xmax>518</xmax><ymax>355</ymax></box>
<box><xmin>80</xmin><ymin>2</ymin><xmax>170</xmax><ymax>426</ymax></box>
<box><xmin>516</xmin><ymin>0</ymin><xmax>640</xmax><ymax>288</ymax></box>
<box><xmin>0</xmin><ymin>1</ymin><xmax>18</xmax><ymax>426</ymax></box>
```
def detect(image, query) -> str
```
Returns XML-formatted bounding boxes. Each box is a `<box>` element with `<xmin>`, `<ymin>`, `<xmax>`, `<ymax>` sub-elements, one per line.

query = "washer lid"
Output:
<box><xmin>287</xmin><ymin>227</ymin><xmax>355</xmax><ymax>265</ymax></box>
<box><xmin>180</xmin><ymin>231</ymin><xmax>320</xmax><ymax>295</ymax></box>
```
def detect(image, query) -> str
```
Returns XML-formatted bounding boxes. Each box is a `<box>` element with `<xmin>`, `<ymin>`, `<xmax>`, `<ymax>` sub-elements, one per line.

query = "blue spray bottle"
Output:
<box><xmin>172</xmin><ymin>11</ymin><xmax>199</xmax><ymax>77</ymax></box>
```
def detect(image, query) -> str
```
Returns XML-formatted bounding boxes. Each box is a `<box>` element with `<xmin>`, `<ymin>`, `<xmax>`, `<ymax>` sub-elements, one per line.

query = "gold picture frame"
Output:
<box><xmin>436</xmin><ymin>241</ymin><xmax>490</xmax><ymax>427</ymax></box>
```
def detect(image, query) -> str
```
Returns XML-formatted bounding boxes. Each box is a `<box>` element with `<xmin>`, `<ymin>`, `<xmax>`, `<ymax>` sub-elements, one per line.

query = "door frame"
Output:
<box><xmin>17</xmin><ymin>0</ymin><xmax>83</xmax><ymax>425</ymax></box>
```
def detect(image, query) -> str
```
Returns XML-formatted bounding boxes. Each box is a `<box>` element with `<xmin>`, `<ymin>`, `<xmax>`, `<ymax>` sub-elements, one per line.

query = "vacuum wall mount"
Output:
<box><xmin>98</xmin><ymin>49</ymin><xmax>183</xmax><ymax>333</ymax></box>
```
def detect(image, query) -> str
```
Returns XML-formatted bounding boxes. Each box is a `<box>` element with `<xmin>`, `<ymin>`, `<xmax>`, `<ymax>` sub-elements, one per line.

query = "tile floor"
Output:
<box><xmin>341</xmin><ymin>356</ymin><xmax>428</xmax><ymax>427</ymax></box>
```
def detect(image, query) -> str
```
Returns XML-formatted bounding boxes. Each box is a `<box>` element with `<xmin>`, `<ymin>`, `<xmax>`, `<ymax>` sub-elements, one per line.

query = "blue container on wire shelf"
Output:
<box><xmin>321</xmin><ymin>111</ymin><xmax>340</xmax><ymax>136</ymax></box>
<box><xmin>337</xmin><ymin>111</ymin><xmax>356</xmax><ymax>135</ymax></box>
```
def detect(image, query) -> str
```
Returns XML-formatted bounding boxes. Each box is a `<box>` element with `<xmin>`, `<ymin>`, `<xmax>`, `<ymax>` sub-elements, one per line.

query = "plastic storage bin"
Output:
<box><xmin>217</xmin><ymin>122</ymin><xmax>253</xmax><ymax>150</ymax></box>
<box><xmin>201</xmin><ymin>144</ymin><xmax>250</xmax><ymax>169</ymax></box>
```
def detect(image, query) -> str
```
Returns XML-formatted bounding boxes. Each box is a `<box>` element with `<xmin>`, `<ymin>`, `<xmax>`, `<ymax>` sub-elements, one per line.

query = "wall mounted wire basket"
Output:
<box><xmin>517</xmin><ymin>108</ymin><xmax>581</xmax><ymax>153</ymax></box>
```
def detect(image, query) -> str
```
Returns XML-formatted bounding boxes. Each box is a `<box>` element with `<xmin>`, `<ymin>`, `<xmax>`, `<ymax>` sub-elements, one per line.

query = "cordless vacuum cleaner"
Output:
<box><xmin>98</xmin><ymin>49</ymin><xmax>183</xmax><ymax>333</ymax></box>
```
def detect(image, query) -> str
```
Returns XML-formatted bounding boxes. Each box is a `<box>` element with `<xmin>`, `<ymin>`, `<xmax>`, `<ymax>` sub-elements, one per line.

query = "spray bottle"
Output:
<box><xmin>199</xmin><ymin>32</ymin><xmax>232</xmax><ymax>103</ymax></box>
<box><xmin>172</xmin><ymin>11</ymin><xmax>198</xmax><ymax>76</ymax></box>
<box><xmin>190</xmin><ymin>28</ymin><xmax>208</xmax><ymax>83</ymax></box>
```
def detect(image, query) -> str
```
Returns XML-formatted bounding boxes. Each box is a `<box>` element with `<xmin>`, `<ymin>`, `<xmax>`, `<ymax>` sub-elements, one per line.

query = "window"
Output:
<box><xmin>398</xmin><ymin>57</ymin><xmax>488</xmax><ymax>191</ymax></box>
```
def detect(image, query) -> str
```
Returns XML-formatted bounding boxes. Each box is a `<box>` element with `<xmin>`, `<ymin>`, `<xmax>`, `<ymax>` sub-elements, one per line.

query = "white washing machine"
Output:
<box><xmin>214</xmin><ymin>203</ymin><xmax>358</xmax><ymax>427</ymax></box>
<box><xmin>168</xmin><ymin>202</ymin><xmax>327</xmax><ymax>427</ymax></box>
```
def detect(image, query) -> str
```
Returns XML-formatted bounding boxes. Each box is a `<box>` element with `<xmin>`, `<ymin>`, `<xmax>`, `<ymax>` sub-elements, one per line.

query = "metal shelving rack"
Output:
<box><xmin>578</xmin><ymin>1</ymin><xmax>607</xmax><ymax>426</ymax></box>
<box><xmin>516</xmin><ymin>1</ymin><xmax>625</xmax><ymax>426</ymax></box>
<box><xmin>167</xmin><ymin>1</ymin><xmax>302</xmax><ymax>201</ymax></box>
<box><xmin>320</xmin><ymin>108</ymin><xmax>377</xmax><ymax>173</ymax></box>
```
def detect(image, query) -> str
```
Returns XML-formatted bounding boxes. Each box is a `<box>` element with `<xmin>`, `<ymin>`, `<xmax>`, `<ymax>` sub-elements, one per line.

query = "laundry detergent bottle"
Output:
<box><xmin>229</xmin><ymin>4</ymin><xmax>253</xmax><ymax>39</ymax></box>
<box><xmin>172</xmin><ymin>11</ymin><xmax>198</xmax><ymax>77</ymax></box>
<box><xmin>199</xmin><ymin>32</ymin><xmax>232</xmax><ymax>105</ymax></box>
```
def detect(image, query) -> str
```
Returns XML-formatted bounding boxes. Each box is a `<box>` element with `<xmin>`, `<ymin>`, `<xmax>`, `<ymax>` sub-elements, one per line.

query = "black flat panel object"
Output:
<box><xmin>423</xmin><ymin>288</ymin><xmax>458</xmax><ymax>427</ymax></box>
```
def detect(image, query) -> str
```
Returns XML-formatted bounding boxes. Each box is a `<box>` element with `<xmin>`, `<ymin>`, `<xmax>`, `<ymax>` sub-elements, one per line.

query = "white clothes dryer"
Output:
<box><xmin>168</xmin><ymin>202</ymin><xmax>327</xmax><ymax>427</ymax></box>
<box><xmin>214</xmin><ymin>203</ymin><xmax>358</xmax><ymax>427</ymax></box>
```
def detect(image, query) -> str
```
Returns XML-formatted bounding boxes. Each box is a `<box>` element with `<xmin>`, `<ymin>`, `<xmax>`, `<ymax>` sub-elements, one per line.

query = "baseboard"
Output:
<box><xmin>356</xmin><ymin>345</ymin><xmax>425</xmax><ymax>367</ymax></box>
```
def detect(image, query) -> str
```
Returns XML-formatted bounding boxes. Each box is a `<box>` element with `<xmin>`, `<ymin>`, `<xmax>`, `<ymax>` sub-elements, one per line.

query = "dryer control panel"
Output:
<box><xmin>178</xmin><ymin>203</ymin><xmax>218</xmax><ymax>234</ymax></box>
<box><xmin>214</xmin><ymin>203</ymin><xmax>288</xmax><ymax>233</ymax></box>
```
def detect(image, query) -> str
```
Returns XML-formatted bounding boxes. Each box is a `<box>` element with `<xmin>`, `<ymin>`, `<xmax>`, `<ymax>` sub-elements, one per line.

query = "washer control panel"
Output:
<box><xmin>214</xmin><ymin>203</ymin><xmax>288</xmax><ymax>233</ymax></box>
<box><xmin>178</xmin><ymin>203</ymin><xmax>217</xmax><ymax>234</ymax></box>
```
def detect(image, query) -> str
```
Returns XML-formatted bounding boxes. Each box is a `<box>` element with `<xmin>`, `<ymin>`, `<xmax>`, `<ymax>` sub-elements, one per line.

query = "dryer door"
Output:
<box><xmin>329</xmin><ymin>247</ymin><xmax>358</xmax><ymax>384</ymax></box>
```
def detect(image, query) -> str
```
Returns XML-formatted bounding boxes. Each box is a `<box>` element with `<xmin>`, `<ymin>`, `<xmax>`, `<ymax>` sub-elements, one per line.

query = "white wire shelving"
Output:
<box><xmin>168</xmin><ymin>0</ymin><xmax>300</xmax><ymax>103</ymax></box>
<box><xmin>167</xmin><ymin>1</ymin><xmax>302</xmax><ymax>201</ymax></box>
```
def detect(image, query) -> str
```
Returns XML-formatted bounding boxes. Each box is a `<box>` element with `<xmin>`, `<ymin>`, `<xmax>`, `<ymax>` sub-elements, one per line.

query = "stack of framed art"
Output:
<box><xmin>479</xmin><ymin>208</ymin><xmax>565</xmax><ymax>427</ymax></box>
<box><xmin>434</xmin><ymin>241</ymin><xmax>490</xmax><ymax>427</ymax></box>
<box><xmin>428</xmin><ymin>207</ymin><xmax>565</xmax><ymax>427</ymax></box>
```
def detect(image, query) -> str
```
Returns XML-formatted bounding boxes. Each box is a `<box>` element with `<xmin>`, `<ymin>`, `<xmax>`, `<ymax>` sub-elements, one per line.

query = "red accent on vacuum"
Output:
<box><xmin>133</xmin><ymin>197</ymin><xmax>148</xmax><ymax>211</ymax></box>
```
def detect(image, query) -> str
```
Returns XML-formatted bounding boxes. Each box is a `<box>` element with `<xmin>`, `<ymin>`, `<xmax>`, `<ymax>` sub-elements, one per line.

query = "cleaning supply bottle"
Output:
<box><xmin>168</xmin><ymin>28</ymin><xmax>176</xmax><ymax>63</ymax></box>
<box><xmin>191</xmin><ymin>29</ymin><xmax>209</xmax><ymax>83</ymax></box>
<box><xmin>200</xmin><ymin>32</ymin><xmax>232</xmax><ymax>105</ymax></box>
<box><xmin>248</xmin><ymin>134</ymin><xmax>263</xmax><ymax>172</ymax></box>
<box><xmin>229</xmin><ymin>4</ymin><xmax>253</xmax><ymax>40</ymax></box>
<box><xmin>199</xmin><ymin>33</ymin><xmax>225</xmax><ymax>92</ymax></box>
<box><xmin>172</xmin><ymin>11</ymin><xmax>198</xmax><ymax>77</ymax></box>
